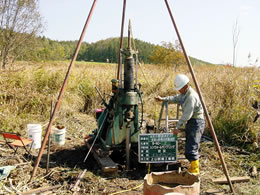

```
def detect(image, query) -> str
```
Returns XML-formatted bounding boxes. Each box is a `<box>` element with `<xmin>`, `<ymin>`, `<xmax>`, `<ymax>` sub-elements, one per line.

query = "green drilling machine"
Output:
<box><xmin>85</xmin><ymin>21</ymin><xmax>143</xmax><ymax>172</ymax></box>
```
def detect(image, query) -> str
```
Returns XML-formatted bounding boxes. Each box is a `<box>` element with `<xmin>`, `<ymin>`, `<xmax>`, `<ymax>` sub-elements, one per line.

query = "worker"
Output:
<box><xmin>155</xmin><ymin>74</ymin><xmax>205</xmax><ymax>175</ymax></box>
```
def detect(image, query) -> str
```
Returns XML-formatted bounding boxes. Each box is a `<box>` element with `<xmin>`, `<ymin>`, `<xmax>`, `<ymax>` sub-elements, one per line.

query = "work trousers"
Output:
<box><xmin>185</xmin><ymin>118</ymin><xmax>205</xmax><ymax>161</ymax></box>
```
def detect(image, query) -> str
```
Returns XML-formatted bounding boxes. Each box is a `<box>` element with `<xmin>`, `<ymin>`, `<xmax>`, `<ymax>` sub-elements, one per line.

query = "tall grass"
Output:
<box><xmin>0</xmin><ymin>61</ymin><xmax>259</xmax><ymax>150</ymax></box>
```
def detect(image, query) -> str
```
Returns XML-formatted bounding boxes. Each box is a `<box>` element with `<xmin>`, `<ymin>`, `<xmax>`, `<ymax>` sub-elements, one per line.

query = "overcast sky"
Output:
<box><xmin>39</xmin><ymin>0</ymin><xmax>260</xmax><ymax>67</ymax></box>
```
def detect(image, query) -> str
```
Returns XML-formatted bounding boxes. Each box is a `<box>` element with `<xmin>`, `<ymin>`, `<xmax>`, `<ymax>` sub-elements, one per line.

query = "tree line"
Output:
<box><xmin>20</xmin><ymin>36</ymin><xmax>157</xmax><ymax>64</ymax></box>
<box><xmin>18</xmin><ymin>36</ymin><xmax>213</xmax><ymax>68</ymax></box>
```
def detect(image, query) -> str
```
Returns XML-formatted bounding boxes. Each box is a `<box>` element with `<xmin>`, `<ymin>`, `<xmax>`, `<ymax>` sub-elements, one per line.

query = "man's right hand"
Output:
<box><xmin>154</xmin><ymin>96</ymin><xmax>163</xmax><ymax>102</ymax></box>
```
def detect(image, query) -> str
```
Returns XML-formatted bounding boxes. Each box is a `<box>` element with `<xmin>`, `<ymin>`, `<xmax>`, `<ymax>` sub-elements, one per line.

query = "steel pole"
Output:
<box><xmin>117</xmin><ymin>0</ymin><xmax>127</xmax><ymax>80</ymax></box>
<box><xmin>30</xmin><ymin>0</ymin><xmax>98</xmax><ymax>181</ymax></box>
<box><xmin>126</xmin><ymin>124</ymin><xmax>131</xmax><ymax>170</ymax></box>
<box><xmin>164</xmin><ymin>0</ymin><xmax>235</xmax><ymax>194</ymax></box>
<box><xmin>46</xmin><ymin>100</ymin><xmax>53</xmax><ymax>174</ymax></box>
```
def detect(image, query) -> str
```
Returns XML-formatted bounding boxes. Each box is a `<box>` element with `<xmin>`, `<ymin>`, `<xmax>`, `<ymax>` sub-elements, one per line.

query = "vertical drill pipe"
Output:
<box><xmin>117</xmin><ymin>0</ymin><xmax>127</xmax><ymax>80</ymax></box>
<box><xmin>128</xmin><ymin>20</ymin><xmax>131</xmax><ymax>49</ymax></box>
<box><xmin>164</xmin><ymin>0</ymin><xmax>235</xmax><ymax>194</ymax></box>
<box><xmin>30</xmin><ymin>0</ymin><xmax>98</xmax><ymax>181</ymax></box>
<box><xmin>46</xmin><ymin>100</ymin><xmax>53</xmax><ymax>174</ymax></box>
<box><xmin>126</xmin><ymin>123</ymin><xmax>131</xmax><ymax>170</ymax></box>
<box><xmin>46</xmin><ymin>130</ymin><xmax>51</xmax><ymax>174</ymax></box>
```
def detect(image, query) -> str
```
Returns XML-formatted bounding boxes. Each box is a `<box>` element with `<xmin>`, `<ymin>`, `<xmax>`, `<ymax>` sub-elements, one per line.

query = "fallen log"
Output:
<box><xmin>213</xmin><ymin>176</ymin><xmax>250</xmax><ymax>184</ymax></box>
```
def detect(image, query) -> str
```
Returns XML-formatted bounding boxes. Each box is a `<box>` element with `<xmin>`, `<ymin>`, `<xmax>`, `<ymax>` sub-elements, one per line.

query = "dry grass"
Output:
<box><xmin>0</xmin><ymin>61</ymin><xmax>259</xmax><ymax>147</ymax></box>
<box><xmin>0</xmin><ymin>61</ymin><xmax>259</xmax><ymax>194</ymax></box>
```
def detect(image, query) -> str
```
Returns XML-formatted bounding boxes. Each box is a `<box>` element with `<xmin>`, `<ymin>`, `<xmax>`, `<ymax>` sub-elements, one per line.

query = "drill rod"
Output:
<box><xmin>117</xmin><ymin>0</ymin><xmax>127</xmax><ymax>80</ymax></box>
<box><xmin>126</xmin><ymin>122</ymin><xmax>131</xmax><ymax>170</ymax></box>
<box><xmin>164</xmin><ymin>0</ymin><xmax>235</xmax><ymax>193</ymax></box>
<box><xmin>46</xmin><ymin>99</ymin><xmax>53</xmax><ymax>174</ymax></box>
<box><xmin>95</xmin><ymin>86</ymin><xmax>108</xmax><ymax>107</ymax></box>
<box><xmin>83</xmin><ymin>111</ymin><xmax>108</xmax><ymax>162</ymax></box>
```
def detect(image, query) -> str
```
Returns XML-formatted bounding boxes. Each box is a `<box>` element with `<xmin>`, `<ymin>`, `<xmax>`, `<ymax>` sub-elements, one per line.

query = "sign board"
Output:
<box><xmin>138</xmin><ymin>133</ymin><xmax>177</xmax><ymax>163</ymax></box>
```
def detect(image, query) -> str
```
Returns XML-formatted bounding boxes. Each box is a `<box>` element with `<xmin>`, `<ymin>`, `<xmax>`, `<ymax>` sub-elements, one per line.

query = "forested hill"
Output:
<box><xmin>23</xmin><ymin>37</ymin><xmax>156</xmax><ymax>63</ymax></box>
<box><xmin>21</xmin><ymin>36</ymin><xmax>213</xmax><ymax>66</ymax></box>
<box><xmin>83</xmin><ymin>37</ymin><xmax>156</xmax><ymax>63</ymax></box>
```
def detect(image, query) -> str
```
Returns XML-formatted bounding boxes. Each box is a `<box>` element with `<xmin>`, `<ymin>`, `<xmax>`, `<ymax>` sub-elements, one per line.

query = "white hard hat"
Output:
<box><xmin>174</xmin><ymin>74</ymin><xmax>189</xmax><ymax>90</ymax></box>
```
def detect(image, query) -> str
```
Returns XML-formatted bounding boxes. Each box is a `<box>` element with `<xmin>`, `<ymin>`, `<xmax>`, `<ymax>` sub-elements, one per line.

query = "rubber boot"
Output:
<box><xmin>188</xmin><ymin>160</ymin><xmax>199</xmax><ymax>175</ymax></box>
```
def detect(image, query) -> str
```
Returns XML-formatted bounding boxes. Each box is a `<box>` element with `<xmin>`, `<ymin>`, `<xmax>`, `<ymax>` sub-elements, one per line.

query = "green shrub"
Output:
<box><xmin>33</xmin><ymin>68</ymin><xmax>63</xmax><ymax>94</ymax></box>
<box><xmin>213</xmin><ymin>105</ymin><xmax>257</xmax><ymax>150</ymax></box>
<box><xmin>77</xmin><ymin>78</ymin><xmax>96</xmax><ymax>113</ymax></box>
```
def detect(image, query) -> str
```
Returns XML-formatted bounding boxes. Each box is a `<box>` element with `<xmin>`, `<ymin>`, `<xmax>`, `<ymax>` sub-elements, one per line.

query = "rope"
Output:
<box><xmin>148</xmin><ymin>163</ymin><xmax>151</xmax><ymax>174</ymax></box>
<box><xmin>108</xmin><ymin>183</ymin><xmax>143</xmax><ymax>195</ymax></box>
<box><xmin>138</xmin><ymin>62</ymin><xmax>152</xmax><ymax>88</ymax></box>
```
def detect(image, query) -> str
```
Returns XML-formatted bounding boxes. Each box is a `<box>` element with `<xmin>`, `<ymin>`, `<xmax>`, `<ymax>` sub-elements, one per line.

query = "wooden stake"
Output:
<box><xmin>20</xmin><ymin>185</ymin><xmax>60</xmax><ymax>195</ymax></box>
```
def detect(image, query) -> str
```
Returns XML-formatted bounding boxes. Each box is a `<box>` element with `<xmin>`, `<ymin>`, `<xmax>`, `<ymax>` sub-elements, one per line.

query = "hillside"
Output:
<box><xmin>190</xmin><ymin>57</ymin><xmax>214</xmax><ymax>66</ymax></box>
<box><xmin>20</xmin><ymin>36</ymin><xmax>214</xmax><ymax>66</ymax></box>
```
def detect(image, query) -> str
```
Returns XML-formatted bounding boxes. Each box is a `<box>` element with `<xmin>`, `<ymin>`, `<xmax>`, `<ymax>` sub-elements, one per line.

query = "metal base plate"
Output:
<box><xmin>85</xmin><ymin>140</ymin><xmax>118</xmax><ymax>173</ymax></box>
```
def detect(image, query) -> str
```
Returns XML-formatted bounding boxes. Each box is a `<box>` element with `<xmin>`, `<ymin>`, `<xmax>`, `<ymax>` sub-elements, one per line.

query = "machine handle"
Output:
<box><xmin>95</xmin><ymin>86</ymin><xmax>108</xmax><ymax>107</ymax></box>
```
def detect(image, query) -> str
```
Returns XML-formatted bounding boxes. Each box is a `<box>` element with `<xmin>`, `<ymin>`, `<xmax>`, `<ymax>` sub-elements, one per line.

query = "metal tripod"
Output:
<box><xmin>157</xmin><ymin>102</ymin><xmax>181</xmax><ymax>133</ymax></box>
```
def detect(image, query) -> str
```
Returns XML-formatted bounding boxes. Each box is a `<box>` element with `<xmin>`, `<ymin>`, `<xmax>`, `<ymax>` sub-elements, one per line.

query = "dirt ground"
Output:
<box><xmin>0</xmin><ymin>115</ymin><xmax>259</xmax><ymax>195</ymax></box>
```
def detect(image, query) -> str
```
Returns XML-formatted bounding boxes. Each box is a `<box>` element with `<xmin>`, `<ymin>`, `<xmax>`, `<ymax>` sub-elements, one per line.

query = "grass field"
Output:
<box><xmin>0</xmin><ymin>61</ymin><xmax>259</xmax><ymax>194</ymax></box>
<box><xmin>0</xmin><ymin>61</ymin><xmax>259</xmax><ymax>149</ymax></box>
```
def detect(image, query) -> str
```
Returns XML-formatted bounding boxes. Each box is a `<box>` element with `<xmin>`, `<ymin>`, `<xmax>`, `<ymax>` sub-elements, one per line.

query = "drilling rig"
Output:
<box><xmin>85</xmin><ymin>21</ymin><xmax>143</xmax><ymax>172</ymax></box>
